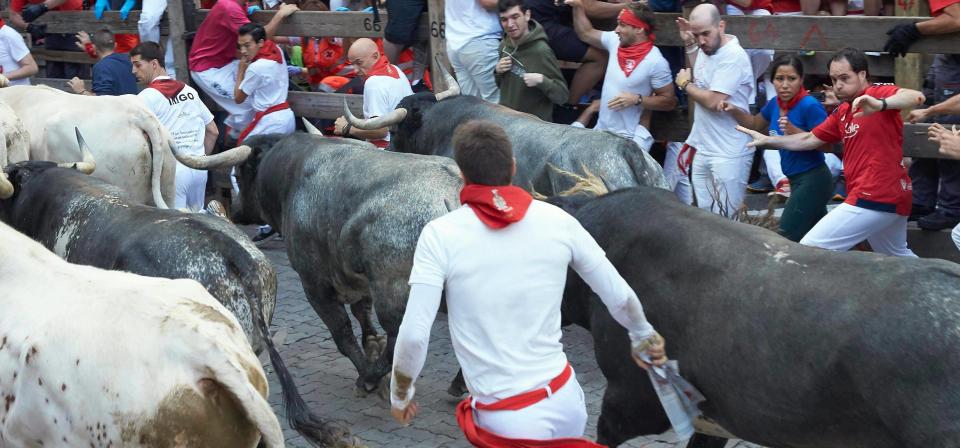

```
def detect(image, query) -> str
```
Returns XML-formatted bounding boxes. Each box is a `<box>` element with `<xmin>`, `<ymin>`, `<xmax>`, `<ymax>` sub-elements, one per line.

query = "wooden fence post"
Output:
<box><xmin>894</xmin><ymin>0</ymin><xmax>929</xmax><ymax>91</ymax></box>
<box><xmin>426</xmin><ymin>0</ymin><xmax>449</xmax><ymax>92</ymax></box>
<box><xmin>167</xmin><ymin>0</ymin><xmax>191</xmax><ymax>82</ymax></box>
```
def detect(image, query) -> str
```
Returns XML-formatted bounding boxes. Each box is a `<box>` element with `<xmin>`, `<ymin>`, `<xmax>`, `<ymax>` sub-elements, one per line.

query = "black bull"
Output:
<box><xmin>0</xmin><ymin>162</ymin><xmax>359</xmax><ymax>448</ymax></box>
<box><xmin>556</xmin><ymin>187</ymin><xmax>960</xmax><ymax>448</ymax></box>
<box><xmin>347</xmin><ymin>93</ymin><xmax>669</xmax><ymax>195</ymax></box>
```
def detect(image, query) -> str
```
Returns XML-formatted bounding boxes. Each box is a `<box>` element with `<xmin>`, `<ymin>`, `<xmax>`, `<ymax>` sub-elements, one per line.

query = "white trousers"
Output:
<box><xmin>447</xmin><ymin>37</ymin><xmax>500</xmax><ymax>103</ymax></box>
<box><xmin>138</xmin><ymin>0</ymin><xmax>176</xmax><ymax>79</ymax></box>
<box><xmin>692</xmin><ymin>152</ymin><xmax>753</xmax><ymax>217</ymax></box>
<box><xmin>175</xmin><ymin>163</ymin><xmax>208</xmax><ymax>211</ymax></box>
<box><xmin>763</xmin><ymin>150</ymin><xmax>787</xmax><ymax>186</ymax></box>
<box><xmin>663</xmin><ymin>141</ymin><xmax>693</xmax><ymax>205</ymax></box>
<box><xmin>953</xmin><ymin>224</ymin><xmax>960</xmax><ymax>252</ymax></box>
<box><xmin>191</xmin><ymin>61</ymin><xmax>255</xmax><ymax>134</ymax></box>
<box><xmin>473</xmin><ymin>370</ymin><xmax>588</xmax><ymax>440</ymax></box>
<box><xmin>800</xmin><ymin>202</ymin><xmax>917</xmax><ymax>257</ymax></box>
<box><xmin>230</xmin><ymin>109</ymin><xmax>296</xmax><ymax>192</ymax></box>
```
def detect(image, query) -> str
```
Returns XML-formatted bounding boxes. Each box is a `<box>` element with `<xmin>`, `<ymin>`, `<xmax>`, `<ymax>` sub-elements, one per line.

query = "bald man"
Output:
<box><xmin>674</xmin><ymin>4</ymin><xmax>755</xmax><ymax>217</ymax></box>
<box><xmin>333</xmin><ymin>38</ymin><xmax>413</xmax><ymax>148</ymax></box>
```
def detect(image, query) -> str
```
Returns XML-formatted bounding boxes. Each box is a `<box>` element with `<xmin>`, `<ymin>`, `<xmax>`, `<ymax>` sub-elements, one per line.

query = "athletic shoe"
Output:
<box><xmin>252</xmin><ymin>225</ymin><xmax>277</xmax><ymax>244</ymax></box>
<box><xmin>747</xmin><ymin>176</ymin><xmax>774</xmax><ymax>193</ymax></box>
<box><xmin>909</xmin><ymin>204</ymin><xmax>935</xmax><ymax>222</ymax></box>
<box><xmin>205</xmin><ymin>200</ymin><xmax>229</xmax><ymax>220</ymax></box>
<box><xmin>769</xmin><ymin>179</ymin><xmax>791</xmax><ymax>198</ymax></box>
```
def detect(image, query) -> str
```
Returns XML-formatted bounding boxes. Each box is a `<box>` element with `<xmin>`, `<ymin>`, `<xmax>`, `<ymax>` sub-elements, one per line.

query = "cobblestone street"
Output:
<box><xmin>254</xmin><ymin>235</ymin><xmax>761</xmax><ymax>448</ymax></box>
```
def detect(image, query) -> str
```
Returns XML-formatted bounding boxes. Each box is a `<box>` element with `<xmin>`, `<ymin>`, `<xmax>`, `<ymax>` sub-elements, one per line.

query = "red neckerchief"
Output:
<box><xmin>616</xmin><ymin>9</ymin><xmax>655</xmax><ymax>77</ymax></box>
<box><xmin>460</xmin><ymin>184</ymin><xmax>533</xmax><ymax>229</ymax></box>
<box><xmin>251</xmin><ymin>39</ymin><xmax>284</xmax><ymax>64</ymax></box>
<box><xmin>148</xmin><ymin>77</ymin><xmax>187</xmax><ymax>99</ymax></box>
<box><xmin>776</xmin><ymin>86</ymin><xmax>808</xmax><ymax>111</ymax></box>
<box><xmin>365</xmin><ymin>55</ymin><xmax>400</xmax><ymax>79</ymax></box>
<box><xmin>0</xmin><ymin>18</ymin><xmax>6</xmax><ymax>28</ymax></box>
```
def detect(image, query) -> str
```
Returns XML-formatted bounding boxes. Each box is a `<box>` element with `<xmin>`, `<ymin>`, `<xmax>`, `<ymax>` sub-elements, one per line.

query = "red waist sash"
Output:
<box><xmin>237</xmin><ymin>101</ymin><xmax>290</xmax><ymax>145</ymax></box>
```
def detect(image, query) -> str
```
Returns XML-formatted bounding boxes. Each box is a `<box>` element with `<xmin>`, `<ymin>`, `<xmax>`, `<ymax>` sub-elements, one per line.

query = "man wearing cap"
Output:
<box><xmin>389</xmin><ymin>120</ymin><xmax>667</xmax><ymax>446</ymax></box>
<box><xmin>332</xmin><ymin>38</ymin><xmax>413</xmax><ymax>148</ymax></box>
<box><xmin>567</xmin><ymin>0</ymin><xmax>676</xmax><ymax>152</ymax></box>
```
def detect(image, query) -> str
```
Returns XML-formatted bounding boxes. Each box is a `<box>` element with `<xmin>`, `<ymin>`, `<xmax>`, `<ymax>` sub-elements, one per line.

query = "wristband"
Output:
<box><xmin>343</xmin><ymin>123</ymin><xmax>352</xmax><ymax>137</ymax></box>
<box><xmin>679</xmin><ymin>79</ymin><xmax>691</xmax><ymax>91</ymax></box>
<box><xmin>880</xmin><ymin>97</ymin><xmax>888</xmax><ymax>112</ymax></box>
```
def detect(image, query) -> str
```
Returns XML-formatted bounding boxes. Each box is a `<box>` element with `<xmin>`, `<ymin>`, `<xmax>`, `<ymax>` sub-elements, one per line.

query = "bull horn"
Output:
<box><xmin>0</xmin><ymin>173</ymin><xmax>13</xmax><ymax>199</ymax></box>
<box><xmin>433</xmin><ymin>55</ymin><xmax>460</xmax><ymax>102</ymax></box>
<box><xmin>343</xmin><ymin>98</ymin><xmax>407</xmax><ymax>130</ymax></box>
<box><xmin>58</xmin><ymin>128</ymin><xmax>97</xmax><ymax>175</ymax></box>
<box><xmin>171</xmin><ymin>142</ymin><xmax>253</xmax><ymax>170</ymax></box>
<box><xmin>302</xmin><ymin>117</ymin><xmax>323</xmax><ymax>136</ymax></box>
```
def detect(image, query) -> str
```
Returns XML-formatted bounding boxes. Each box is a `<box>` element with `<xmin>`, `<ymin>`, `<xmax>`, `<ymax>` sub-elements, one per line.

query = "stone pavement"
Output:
<box><xmin>253</xmin><ymin>235</ymin><xmax>763</xmax><ymax>448</ymax></box>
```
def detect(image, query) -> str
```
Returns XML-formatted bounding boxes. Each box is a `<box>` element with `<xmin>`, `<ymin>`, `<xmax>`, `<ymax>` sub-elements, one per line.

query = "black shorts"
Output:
<box><xmin>542</xmin><ymin>22</ymin><xmax>589</xmax><ymax>62</ymax></box>
<box><xmin>385</xmin><ymin>0</ymin><xmax>427</xmax><ymax>46</ymax></box>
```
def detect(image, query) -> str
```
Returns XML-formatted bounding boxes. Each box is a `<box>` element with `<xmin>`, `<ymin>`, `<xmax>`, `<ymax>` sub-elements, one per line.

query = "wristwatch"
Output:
<box><xmin>635</xmin><ymin>95</ymin><xmax>643</xmax><ymax>105</ymax></box>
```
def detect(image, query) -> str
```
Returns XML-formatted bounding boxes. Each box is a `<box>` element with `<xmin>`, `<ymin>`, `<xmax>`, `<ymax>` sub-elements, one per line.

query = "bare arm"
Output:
<box><xmin>9</xmin><ymin>12</ymin><xmax>27</xmax><ymax>30</ymax></box>
<box><xmin>685</xmin><ymin>83</ymin><xmax>730</xmax><ymax>111</ymax></box>
<box><xmin>347</xmin><ymin>126</ymin><xmax>388</xmax><ymax>140</ymax></box>
<box><xmin>203</xmin><ymin>121</ymin><xmax>219</xmax><ymax>155</ymax></box>
<box><xmin>721</xmin><ymin>101</ymin><xmax>769</xmax><ymax>131</ymax></box>
<box><xmin>264</xmin><ymin>3</ymin><xmax>299</xmax><ymax>41</ymax></box>
<box><xmin>7</xmin><ymin>54</ymin><xmax>38</xmax><ymax>81</ymax></box>
<box><xmin>917</xmin><ymin>3</ymin><xmax>960</xmax><ymax>35</ymax></box>
<box><xmin>565</xmin><ymin>0</ymin><xmax>603</xmax><ymax>49</ymax></box>
<box><xmin>642</xmin><ymin>83</ymin><xmax>678</xmax><ymax>111</ymax></box>
<box><xmin>581</xmin><ymin>0</ymin><xmax>628</xmax><ymax>19</ymax></box>
<box><xmin>478</xmin><ymin>0</ymin><xmax>497</xmax><ymax>11</ymax></box>
<box><xmin>851</xmin><ymin>87</ymin><xmax>925</xmax><ymax>118</ymax></box>
<box><xmin>234</xmin><ymin>59</ymin><xmax>249</xmax><ymax>104</ymax></box>
<box><xmin>737</xmin><ymin>125</ymin><xmax>828</xmax><ymax>151</ymax></box>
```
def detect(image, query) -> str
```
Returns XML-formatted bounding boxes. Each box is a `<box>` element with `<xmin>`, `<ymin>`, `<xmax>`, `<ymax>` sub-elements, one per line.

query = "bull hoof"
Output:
<box><xmin>363</xmin><ymin>335</ymin><xmax>381</xmax><ymax>360</ymax></box>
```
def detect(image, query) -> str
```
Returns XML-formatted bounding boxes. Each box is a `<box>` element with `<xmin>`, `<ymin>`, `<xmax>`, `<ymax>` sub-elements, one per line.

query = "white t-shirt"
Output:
<box><xmin>139</xmin><ymin>78</ymin><xmax>214</xmax><ymax>157</ymax></box>
<box><xmin>408</xmin><ymin>200</ymin><xmax>651</xmax><ymax>399</ymax></box>
<box><xmin>240</xmin><ymin>58</ymin><xmax>289</xmax><ymax>113</ymax></box>
<box><xmin>363</xmin><ymin>66</ymin><xmax>413</xmax><ymax>143</ymax></box>
<box><xmin>444</xmin><ymin>0</ymin><xmax>501</xmax><ymax>52</ymax></box>
<box><xmin>595</xmin><ymin>32</ymin><xmax>672</xmax><ymax>140</ymax></box>
<box><xmin>0</xmin><ymin>26</ymin><xmax>30</xmax><ymax>86</ymax></box>
<box><xmin>686</xmin><ymin>36</ymin><xmax>755</xmax><ymax>158</ymax></box>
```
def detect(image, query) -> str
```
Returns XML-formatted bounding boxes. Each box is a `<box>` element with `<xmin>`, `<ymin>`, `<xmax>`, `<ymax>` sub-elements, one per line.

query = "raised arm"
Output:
<box><xmin>736</xmin><ymin>125</ymin><xmax>827</xmax><ymax>151</ymax></box>
<box><xmin>581</xmin><ymin>0</ymin><xmax>628</xmax><ymax>19</ymax></box>
<box><xmin>264</xmin><ymin>3</ymin><xmax>299</xmax><ymax>41</ymax></box>
<box><xmin>565</xmin><ymin>0</ymin><xmax>603</xmax><ymax>49</ymax></box>
<box><xmin>851</xmin><ymin>87</ymin><xmax>925</xmax><ymax>118</ymax></box>
<box><xmin>720</xmin><ymin>100</ymin><xmax>769</xmax><ymax>131</ymax></box>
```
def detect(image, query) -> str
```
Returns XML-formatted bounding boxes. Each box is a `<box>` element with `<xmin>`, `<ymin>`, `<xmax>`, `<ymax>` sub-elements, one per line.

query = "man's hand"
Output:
<box><xmin>676</xmin><ymin>16</ymin><xmax>695</xmax><ymax>46</ymax></box>
<box><xmin>608</xmin><ymin>92</ymin><xmax>640</xmax><ymax>111</ymax></box>
<box><xmin>334</xmin><ymin>116</ymin><xmax>348</xmax><ymax>135</ymax></box>
<box><xmin>74</xmin><ymin>30</ymin><xmax>91</xmax><ymax>50</ymax></box>
<box><xmin>66</xmin><ymin>77</ymin><xmax>85</xmax><ymax>93</ymax></box>
<box><xmin>930</xmin><ymin>123</ymin><xmax>960</xmax><ymax>158</ymax></box>
<box><xmin>851</xmin><ymin>95</ymin><xmax>883</xmax><ymax>118</ymax></box>
<box><xmin>737</xmin><ymin>125</ymin><xmax>771</xmax><ymax>148</ymax></box>
<box><xmin>0</xmin><ymin>74</ymin><xmax>10</xmax><ymax>89</ymax></box>
<box><xmin>22</xmin><ymin>2</ymin><xmax>49</xmax><ymax>23</ymax></box>
<box><xmin>391</xmin><ymin>401</ymin><xmax>419</xmax><ymax>426</ymax></box>
<box><xmin>276</xmin><ymin>2</ymin><xmax>300</xmax><ymax>18</ymax></box>
<box><xmin>675</xmin><ymin>68</ymin><xmax>692</xmax><ymax>90</ymax></box>
<box><xmin>908</xmin><ymin>107</ymin><xmax>931</xmax><ymax>124</ymax></box>
<box><xmin>631</xmin><ymin>333</ymin><xmax>667</xmax><ymax>371</ymax></box>
<box><xmin>779</xmin><ymin>116</ymin><xmax>802</xmax><ymax>135</ymax></box>
<box><xmin>523</xmin><ymin>73</ymin><xmax>544</xmax><ymax>87</ymax></box>
<box><xmin>495</xmin><ymin>56</ymin><xmax>512</xmax><ymax>74</ymax></box>
<box><xmin>884</xmin><ymin>23</ymin><xmax>921</xmax><ymax>58</ymax></box>
<box><xmin>238</xmin><ymin>54</ymin><xmax>250</xmax><ymax>73</ymax></box>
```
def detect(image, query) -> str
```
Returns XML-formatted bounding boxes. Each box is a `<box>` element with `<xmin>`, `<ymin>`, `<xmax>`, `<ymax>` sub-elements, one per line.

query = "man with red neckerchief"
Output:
<box><xmin>234</xmin><ymin>22</ymin><xmax>295</xmax><ymax>145</ymax></box>
<box><xmin>131</xmin><ymin>42</ymin><xmax>218</xmax><ymax>212</ymax></box>
<box><xmin>737</xmin><ymin>48</ymin><xmax>925</xmax><ymax>257</ymax></box>
<box><xmin>389</xmin><ymin>120</ymin><xmax>667</xmax><ymax>446</ymax></box>
<box><xmin>332</xmin><ymin>38</ymin><xmax>413</xmax><ymax>148</ymax></box>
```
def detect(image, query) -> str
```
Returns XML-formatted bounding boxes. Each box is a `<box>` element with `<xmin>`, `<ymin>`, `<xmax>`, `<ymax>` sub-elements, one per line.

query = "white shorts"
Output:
<box><xmin>191</xmin><ymin>61</ymin><xmax>255</xmax><ymax>133</ymax></box>
<box><xmin>472</xmin><ymin>370</ymin><xmax>588</xmax><ymax>440</ymax></box>
<box><xmin>175</xmin><ymin>162</ymin><xmax>207</xmax><ymax>211</ymax></box>
<box><xmin>245</xmin><ymin>108</ymin><xmax>296</xmax><ymax>138</ymax></box>
<box><xmin>800</xmin><ymin>202</ymin><xmax>917</xmax><ymax>257</ymax></box>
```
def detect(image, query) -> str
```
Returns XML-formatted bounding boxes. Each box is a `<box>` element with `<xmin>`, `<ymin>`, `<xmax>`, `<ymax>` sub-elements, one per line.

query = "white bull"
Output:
<box><xmin>0</xmin><ymin>100</ymin><xmax>29</xmax><ymax>166</ymax></box>
<box><xmin>0</xmin><ymin>219</ymin><xmax>283</xmax><ymax>447</ymax></box>
<box><xmin>0</xmin><ymin>85</ymin><xmax>175</xmax><ymax>207</ymax></box>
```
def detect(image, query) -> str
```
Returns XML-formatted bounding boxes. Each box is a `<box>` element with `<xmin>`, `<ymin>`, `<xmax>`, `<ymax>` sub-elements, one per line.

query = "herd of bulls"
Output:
<box><xmin>1</xmin><ymin>78</ymin><xmax>960</xmax><ymax>448</ymax></box>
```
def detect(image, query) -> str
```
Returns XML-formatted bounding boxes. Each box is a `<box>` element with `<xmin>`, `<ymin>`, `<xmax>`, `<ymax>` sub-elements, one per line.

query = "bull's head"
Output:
<box><xmin>0</xmin><ymin>127</ymin><xmax>95</xmax><ymax>200</ymax></box>
<box><xmin>344</xmin><ymin>58</ymin><xmax>460</xmax><ymax>153</ymax></box>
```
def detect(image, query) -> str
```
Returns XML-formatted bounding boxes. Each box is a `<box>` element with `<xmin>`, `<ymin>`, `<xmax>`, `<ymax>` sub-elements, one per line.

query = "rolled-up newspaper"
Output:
<box><xmin>640</xmin><ymin>355</ymin><xmax>706</xmax><ymax>441</ymax></box>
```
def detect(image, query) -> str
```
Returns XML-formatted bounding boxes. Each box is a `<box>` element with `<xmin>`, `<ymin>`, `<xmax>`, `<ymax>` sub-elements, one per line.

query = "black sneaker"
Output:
<box><xmin>909</xmin><ymin>204</ymin><xmax>935</xmax><ymax>222</ymax></box>
<box><xmin>918</xmin><ymin>210</ymin><xmax>960</xmax><ymax>231</ymax></box>
<box><xmin>252</xmin><ymin>226</ymin><xmax>277</xmax><ymax>244</ymax></box>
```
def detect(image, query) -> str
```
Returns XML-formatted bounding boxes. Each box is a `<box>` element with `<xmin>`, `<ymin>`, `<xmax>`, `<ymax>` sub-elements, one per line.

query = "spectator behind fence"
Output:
<box><xmin>68</xmin><ymin>30</ymin><xmax>137</xmax><ymax>96</ymax></box>
<box><xmin>131</xmin><ymin>41</ymin><xmax>218</xmax><ymax>211</ymax></box>
<box><xmin>567</xmin><ymin>0</ymin><xmax>676</xmax><ymax>152</ymax></box>
<box><xmin>884</xmin><ymin>0</ymin><xmax>959</xmax><ymax>56</ymax></box>
<box><xmin>11</xmin><ymin>0</ymin><xmax>88</xmax><ymax>80</ymax></box>
<box><xmin>383</xmin><ymin>0</ymin><xmax>428</xmax><ymax>87</ymax></box>
<box><xmin>737</xmin><ymin>48</ymin><xmax>924</xmax><ymax>257</ymax></box>
<box><xmin>0</xmin><ymin>13</ymin><xmax>38</xmax><ymax>86</ymax></box>
<box><xmin>92</xmin><ymin>0</ymin><xmax>140</xmax><ymax>55</ymax></box>
<box><xmin>674</xmin><ymin>3</ymin><xmax>755</xmax><ymax>217</ymax></box>
<box><xmin>333</xmin><ymin>38</ymin><xmax>413</xmax><ymax>147</ymax></box>
<box><xmin>494</xmin><ymin>0</ymin><xmax>568</xmax><ymax>121</ymax></box>
<box><xmin>445</xmin><ymin>0</ymin><xmax>501</xmax><ymax>102</ymax></box>
<box><xmin>188</xmin><ymin>0</ymin><xmax>297</xmax><ymax>140</ymax></box>
<box><xmin>134</xmin><ymin>0</ymin><xmax>177</xmax><ymax>79</ymax></box>
<box><xmin>724</xmin><ymin>55</ymin><xmax>833</xmax><ymax>242</ymax></box>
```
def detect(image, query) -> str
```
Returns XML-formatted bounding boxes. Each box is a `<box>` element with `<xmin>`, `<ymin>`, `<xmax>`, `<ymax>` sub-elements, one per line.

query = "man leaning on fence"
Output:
<box><xmin>67</xmin><ymin>30</ymin><xmax>137</xmax><ymax>96</ymax></box>
<box><xmin>0</xmin><ymin>11</ymin><xmax>37</xmax><ymax>86</ymax></box>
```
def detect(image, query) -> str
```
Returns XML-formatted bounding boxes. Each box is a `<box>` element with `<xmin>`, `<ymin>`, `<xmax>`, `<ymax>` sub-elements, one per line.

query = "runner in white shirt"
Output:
<box><xmin>333</xmin><ymin>38</ymin><xmax>413</xmax><ymax>148</ymax></box>
<box><xmin>0</xmin><ymin>18</ymin><xmax>37</xmax><ymax>86</ymax></box>
<box><xmin>235</xmin><ymin>23</ymin><xmax>295</xmax><ymax>144</ymax></box>
<box><xmin>567</xmin><ymin>0</ymin><xmax>675</xmax><ymax>152</ymax></box>
<box><xmin>131</xmin><ymin>42</ymin><xmax>218</xmax><ymax>211</ymax></box>
<box><xmin>675</xmin><ymin>3</ymin><xmax>756</xmax><ymax>217</ymax></box>
<box><xmin>389</xmin><ymin>120</ymin><xmax>667</xmax><ymax>447</ymax></box>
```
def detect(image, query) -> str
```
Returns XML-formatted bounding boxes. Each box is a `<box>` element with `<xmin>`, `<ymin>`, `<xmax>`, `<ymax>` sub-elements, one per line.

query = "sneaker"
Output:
<box><xmin>831</xmin><ymin>193</ymin><xmax>846</xmax><ymax>202</ymax></box>
<box><xmin>769</xmin><ymin>179</ymin><xmax>791</xmax><ymax>198</ymax></box>
<box><xmin>205</xmin><ymin>200</ymin><xmax>229</xmax><ymax>220</ymax></box>
<box><xmin>747</xmin><ymin>176</ymin><xmax>774</xmax><ymax>193</ymax></box>
<box><xmin>252</xmin><ymin>225</ymin><xmax>277</xmax><ymax>244</ymax></box>
<box><xmin>917</xmin><ymin>210</ymin><xmax>960</xmax><ymax>231</ymax></box>
<box><xmin>909</xmin><ymin>204</ymin><xmax>935</xmax><ymax>222</ymax></box>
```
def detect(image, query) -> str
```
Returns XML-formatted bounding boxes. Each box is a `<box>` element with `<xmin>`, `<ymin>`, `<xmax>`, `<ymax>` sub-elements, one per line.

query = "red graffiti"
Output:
<box><xmin>798</xmin><ymin>23</ymin><xmax>827</xmax><ymax>50</ymax></box>
<box><xmin>747</xmin><ymin>20</ymin><xmax>779</xmax><ymax>46</ymax></box>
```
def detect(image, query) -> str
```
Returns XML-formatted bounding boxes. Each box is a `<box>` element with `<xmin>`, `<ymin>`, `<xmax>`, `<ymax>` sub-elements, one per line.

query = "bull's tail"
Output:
<box><xmin>250</xmin><ymin>290</ymin><xmax>360</xmax><ymax>448</ymax></box>
<box><xmin>202</xmin><ymin>347</ymin><xmax>285</xmax><ymax>447</ymax></box>
<box><xmin>138</xmin><ymin>113</ymin><xmax>169</xmax><ymax>208</ymax></box>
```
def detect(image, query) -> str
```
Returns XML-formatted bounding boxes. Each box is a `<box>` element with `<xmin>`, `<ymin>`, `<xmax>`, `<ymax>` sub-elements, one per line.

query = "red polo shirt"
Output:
<box><xmin>10</xmin><ymin>0</ymin><xmax>82</xmax><ymax>12</ymax></box>
<box><xmin>930</xmin><ymin>0</ymin><xmax>960</xmax><ymax>15</ymax></box>
<box><xmin>812</xmin><ymin>84</ymin><xmax>912</xmax><ymax>216</ymax></box>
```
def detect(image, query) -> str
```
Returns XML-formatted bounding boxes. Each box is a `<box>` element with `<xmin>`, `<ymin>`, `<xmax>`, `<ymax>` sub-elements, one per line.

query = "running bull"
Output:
<box><xmin>0</xmin><ymin>220</ymin><xmax>284</xmax><ymax>447</ymax></box>
<box><xmin>556</xmin><ymin>186</ymin><xmax>960</xmax><ymax>448</ymax></box>
<box><xmin>0</xmin><ymin>142</ymin><xmax>358</xmax><ymax>448</ymax></box>
<box><xmin>342</xmin><ymin>74</ymin><xmax>668</xmax><ymax>195</ymax></box>
<box><xmin>172</xmin><ymin>132</ymin><xmax>463</xmax><ymax>395</ymax></box>
<box><xmin>0</xmin><ymin>85</ymin><xmax>175</xmax><ymax>207</ymax></box>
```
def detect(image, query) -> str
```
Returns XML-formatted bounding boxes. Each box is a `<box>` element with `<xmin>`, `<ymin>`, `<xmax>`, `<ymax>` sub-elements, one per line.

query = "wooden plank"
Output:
<box><xmin>31</xmin><ymin>48</ymin><xmax>95</xmax><ymax>65</ymax></box>
<box><xmin>287</xmin><ymin>91</ymin><xmax>364</xmax><ymax>119</ymax></box>
<box><xmin>1</xmin><ymin>11</ymin><xmax>168</xmax><ymax>34</ymax></box>
<box><xmin>167</xmin><ymin>0</ymin><xmax>190</xmax><ymax>81</ymax></box>
<box><xmin>894</xmin><ymin>0</ymin><xmax>926</xmax><ymax>90</ymax></box>
<box><xmin>426</xmin><ymin>0</ymin><xmax>449</xmax><ymax>92</ymax></box>
<box><xmin>778</xmin><ymin>51</ymin><xmax>897</xmax><ymax>78</ymax></box>
<box><xmin>651</xmin><ymin>14</ymin><xmax>960</xmax><ymax>54</ymax></box>
<box><xmin>194</xmin><ymin>10</ymin><xmax>429</xmax><ymax>40</ymax></box>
